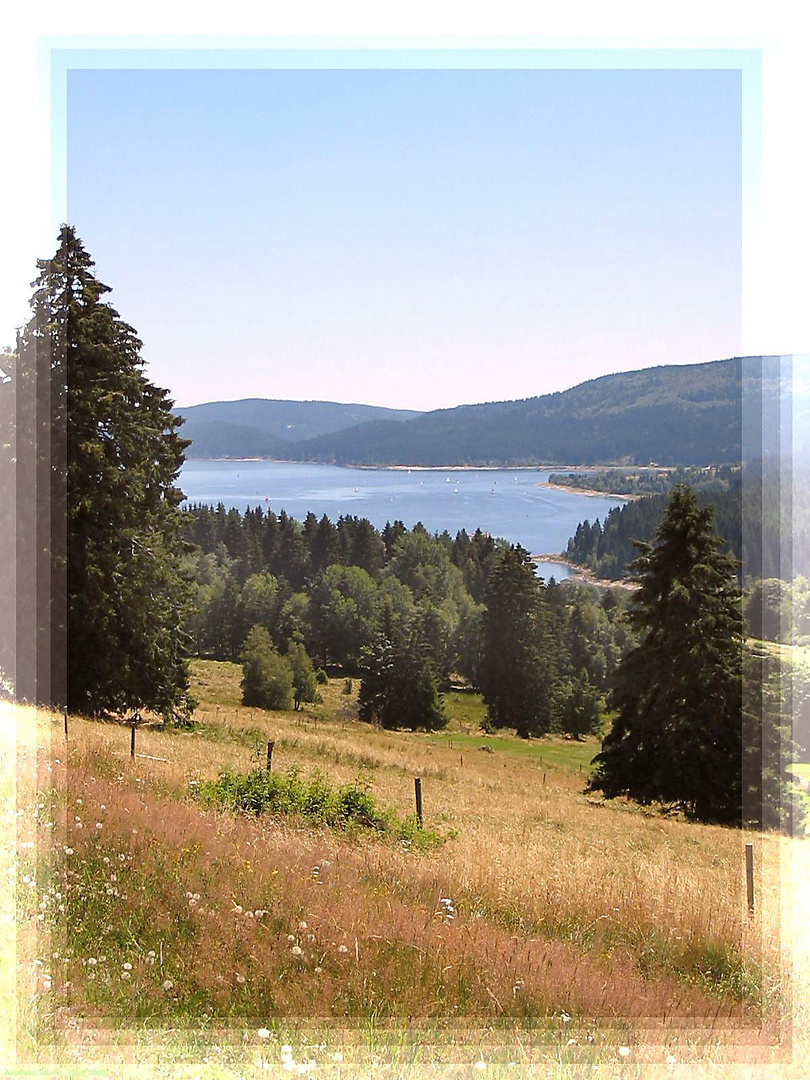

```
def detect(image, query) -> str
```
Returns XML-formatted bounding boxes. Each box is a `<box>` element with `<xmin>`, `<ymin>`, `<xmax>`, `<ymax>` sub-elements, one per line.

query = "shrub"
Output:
<box><xmin>286</xmin><ymin>641</ymin><xmax>319</xmax><ymax>710</ymax></box>
<box><xmin>240</xmin><ymin>625</ymin><xmax>294</xmax><ymax>711</ymax></box>
<box><xmin>197</xmin><ymin>767</ymin><xmax>445</xmax><ymax>848</ymax></box>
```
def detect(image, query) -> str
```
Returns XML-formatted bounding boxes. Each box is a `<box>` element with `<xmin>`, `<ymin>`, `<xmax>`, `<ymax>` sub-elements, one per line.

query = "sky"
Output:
<box><xmin>66</xmin><ymin>66</ymin><xmax>742</xmax><ymax>412</ymax></box>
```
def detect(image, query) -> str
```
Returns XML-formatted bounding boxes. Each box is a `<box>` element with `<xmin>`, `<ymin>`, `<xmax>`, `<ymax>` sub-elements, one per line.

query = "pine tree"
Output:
<box><xmin>480</xmin><ymin>545</ymin><xmax>555</xmax><ymax>738</ymax></box>
<box><xmin>358</xmin><ymin>630</ymin><xmax>446</xmax><ymax>731</ymax></box>
<box><xmin>588</xmin><ymin>485</ymin><xmax>745</xmax><ymax>823</ymax></box>
<box><xmin>17</xmin><ymin>226</ymin><xmax>193</xmax><ymax>717</ymax></box>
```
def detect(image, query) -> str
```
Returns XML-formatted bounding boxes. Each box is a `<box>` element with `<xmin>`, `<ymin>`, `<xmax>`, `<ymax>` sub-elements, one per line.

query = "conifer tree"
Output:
<box><xmin>17</xmin><ymin>226</ymin><xmax>193</xmax><ymax>717</ymax></box>
<box><xmin>588</xmin><ymin>486</ymin><xmax>744</xmax><ymax>823</ymax></box>
<box><xmin>358</xmin><ymin>629</ymin><xmax>446</xmax><ymax>731</ymax></box>
<box><xmin>480</xmin><ymin>545</ymin><xmax>555</xmax><ymax>737</ymax></box>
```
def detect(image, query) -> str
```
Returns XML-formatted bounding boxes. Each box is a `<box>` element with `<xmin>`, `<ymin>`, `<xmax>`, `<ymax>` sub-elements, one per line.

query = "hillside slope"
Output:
<box><xmin>285</xmin><ymin>357</ymin><xmax>782</xmax><ymax>467</ymax></box>
<box><xmin>175</xmin><ymin>398</ymin><xmax>422</xmax><ymax>458</ymax></box>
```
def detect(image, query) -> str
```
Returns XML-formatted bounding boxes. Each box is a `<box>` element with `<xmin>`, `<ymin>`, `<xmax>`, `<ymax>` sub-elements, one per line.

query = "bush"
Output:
<box><xmin>197</xmin><ymin>767</ymin><xmax>446</xmax><ymax>848</ymax></box>
<box><xmin>286</xmin><ymin>641</ymin><xmax>319</xmax><ymax>710</ymax></box>
<box><xmin>241</xmin><ymin>625</ymin><xmax>294</xmax><ymax>710</ymax></box>
<box><xmin>315</xmin><ymin>668</ymin><xmax>328</xmax><ymax>685</ymax></box>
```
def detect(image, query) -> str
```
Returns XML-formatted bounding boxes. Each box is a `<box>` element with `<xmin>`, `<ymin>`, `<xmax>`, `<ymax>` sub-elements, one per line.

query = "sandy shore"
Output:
<box><xmin>535</xmin><ymin>481</ymin><xmax>637</xmax><ymax>500</ymax></box>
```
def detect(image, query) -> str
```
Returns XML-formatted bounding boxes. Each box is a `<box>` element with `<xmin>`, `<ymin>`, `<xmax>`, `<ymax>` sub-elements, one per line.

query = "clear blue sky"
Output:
<box><xmin>67</xmin><ymin>67</ymin><xmax>741</xmax><ymax>411</ymax></box>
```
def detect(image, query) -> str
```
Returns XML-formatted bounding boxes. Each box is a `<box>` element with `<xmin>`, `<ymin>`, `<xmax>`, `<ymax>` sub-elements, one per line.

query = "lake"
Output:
<box><xmin>179</xmin><ymin>461</ymin><xmax>626</xmax><ymax>581</ymax></box>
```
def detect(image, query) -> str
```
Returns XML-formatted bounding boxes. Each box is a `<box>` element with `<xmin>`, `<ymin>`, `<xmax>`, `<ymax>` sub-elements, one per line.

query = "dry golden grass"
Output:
<box><xmin>4</xmin><ymin>671</ymin><xmax>810</xmax><ymax>1076</ymax></box>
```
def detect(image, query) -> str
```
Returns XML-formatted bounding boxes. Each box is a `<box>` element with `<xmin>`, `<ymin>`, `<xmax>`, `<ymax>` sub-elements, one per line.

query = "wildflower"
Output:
<box><xmin>121</xmin><ymin>971</ymin><xmax>131</xmax><ymax>980</ymax></box>
<box><xmin>281</xmin><ymin>1044</ymin><xmax>293</xmax><ymax>1058</ymax></box>
<box><xmin>666</xmin><ymin>1054</ymin><xmax>676</xmax><ymax>1066</ymax></box>
<box><xmin>337</xmin><ymin>944</ymin><xmax>348</xmax><ymax>954</ymax></box>
<box><xmin>64</xmin><ymin>847</ymin><xmax>73</xmax><ymax>855</ymax></box>
<box><xmin>298</xmin><ymin>921</ymin><xmax>307</xmax><ymax>930</ymax></box>
<box><xmin>287</xmin><ymin>934</ymin><xmax>296</xmax><ymax>942</ymax></box>
<box><xmin>87</xmin><ymin>958</ymin><xmax>97</xmax><ymax>966</ymax></box>
<box><xmin>122</xmin><ymin>962</ymin><xmax>132</xmax><ymax>970</ymax></box>
<box><xmin>314</xmin><ymin>966</ymin><xmax>323</xmax><ymax>974</ymax></box>
<box><xmin>474</xmin><ymin>1062</ymin><xmax>486</xmax><ymax>1071</ymax></box>
<box><xmin>332</xmin><ymin>1052</ymin><xmax>343</xmax><ymax>1063</ymax></box>
<box><xmin>100</xmin><ymin>805</ymin><xmax>106</xmax><ymax>811</ymax></box>
<box><xmin>257</xmin><ymin>1028</ymin><xmax>271</xmax><ymax>1039</ymax></box>
<box><xmin>95</xmin><ymin>822</ymin><xmax>103</xmax><ymax>829</ymax></box>
<box><xmin>162</xmin><ymin>979</ymin><xmax>174</xmax><ymax>991</ymax></box>
<box><xmin>233</xmin><ymin>905</ymin><xmax>243</xmax><ymax>915</ymax></box>
<box><xmin>291</xmin><ymin>946</ymin><xmax>303</xmax><ymax>956</ymax></box>
<box><xmin>618</xmin><ymin>1047</ymin><xmax>630</xmax><ymax>1058</ymax></box>
<box><xmin>560</xmin><ymin>1012</ymin><xmax>571</xmax><ymax>1023</ymax></box>
<box><xmin>236</xmin><ymin>974</ymin><xmax>246</xmax><ymax>984</ymax></box>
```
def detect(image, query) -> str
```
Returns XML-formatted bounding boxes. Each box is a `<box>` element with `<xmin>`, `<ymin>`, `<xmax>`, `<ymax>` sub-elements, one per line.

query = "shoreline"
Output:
<box><xmin>535</xmin><ymin>481</ymin><xmax>637</xmax><ymax>501</ymax></box>
<box><xmin>186</xmin><ymin>459</ymin><xmax>646</xmax><ymax>481</ymax></box>
<box><xmin>531</xmin><ymin>553</ymin><xmax>637</xmax><ymax>591</ymax></box>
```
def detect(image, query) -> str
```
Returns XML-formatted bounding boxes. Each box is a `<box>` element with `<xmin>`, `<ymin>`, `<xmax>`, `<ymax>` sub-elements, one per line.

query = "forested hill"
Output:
<box><xmin>175</xmin><ymin>399</ymin><xmax>423</xmax><ymax>459</ymax></box>
<box><xmin>282</xmin><ymin>357</ymin><xmax>782</xmax><ymax>467</ymax></box>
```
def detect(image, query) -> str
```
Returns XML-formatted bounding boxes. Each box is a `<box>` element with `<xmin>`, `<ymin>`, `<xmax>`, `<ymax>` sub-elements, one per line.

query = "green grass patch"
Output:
<box><xmin>196</xmin><ymin>766</ymin><xmax>447</xmax><ymax>850</ymax></box>
<box><xmin>428</xmin><ymin>728</ymin><xmax>599</xmax><ymax>771</ymax></box>
<box><xmin>442</xmin><ymin>691</ymin><xmax>488</xmax><ymax>730</ymax></box>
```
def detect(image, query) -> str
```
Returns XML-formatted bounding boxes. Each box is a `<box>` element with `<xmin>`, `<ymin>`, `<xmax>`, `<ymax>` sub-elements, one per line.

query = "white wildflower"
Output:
<box><xmin>257</xmin><ymin>1027</ymin><xmax>271</xmax><ymax>1039</ymax></box>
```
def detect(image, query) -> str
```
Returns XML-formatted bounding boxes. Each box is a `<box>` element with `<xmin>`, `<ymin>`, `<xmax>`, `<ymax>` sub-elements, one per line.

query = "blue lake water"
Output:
<box><xmin>180</xmin><ymin>461</ymin><xmax>626</xmax><ymax>582</ymax></box>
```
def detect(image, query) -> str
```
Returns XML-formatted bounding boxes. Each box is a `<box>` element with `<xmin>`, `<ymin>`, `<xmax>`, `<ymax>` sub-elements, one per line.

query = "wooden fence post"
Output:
<box><xmin>745</xmin><ymin>842</ymin><xmax>755</xmax><ymax>915</ymax></box>
<box><xmin>64</xmin><ymin>708</ymin><xmax>68</xmax><ymax>737</ymax></box>
<box><xmin>266</xmin><ymin>740</ymin><xmax>275</xmax><ymax>772</ymax></box>
<box><xmin>130</xmin><ymin>722</ymin><xmax>136</xmax><ymax>758</ymax></box>
<box><xmin>414</xmin><ymin>777</ymin><xmax>423</xmax><ymax>829</ymax></box>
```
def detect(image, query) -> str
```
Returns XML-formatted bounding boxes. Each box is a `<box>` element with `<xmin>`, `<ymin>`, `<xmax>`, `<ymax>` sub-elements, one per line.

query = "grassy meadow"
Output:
<box><xmin>3</xmin><ymin>663</ymin><xmax>810</xmax><ymax>1077</ymax></box>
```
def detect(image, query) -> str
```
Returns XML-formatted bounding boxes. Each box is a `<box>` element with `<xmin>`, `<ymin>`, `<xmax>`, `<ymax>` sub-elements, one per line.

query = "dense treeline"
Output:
<box><xmin>271</xmin><ymin>357</ymin><xmax>783</xmax><ymax>468</ymax></box>
<box><xmin>548</xmin><ymin>465</ymin><xmax>739</xmax><ymax>497</ymax></box>
<box><xmin>182</xmin><ymin>505</ymin><xmax>636</xmax><ymax>736</ymax></box>
<box><xmin>564</xmin><ymin>459</ymin><xmax>809</xmax><ymax>584</ymax></box>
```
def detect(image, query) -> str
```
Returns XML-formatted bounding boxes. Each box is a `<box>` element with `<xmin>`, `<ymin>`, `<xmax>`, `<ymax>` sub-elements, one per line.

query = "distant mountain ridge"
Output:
<box><xmin>177</xmin><ymin>358</ymin><xmax>785</xmax><ymax>467</ymax></box>
<box><xmin>175</xmin><ymin>398</ymin><xmax>423</xmax><ymax>459</ymax></box>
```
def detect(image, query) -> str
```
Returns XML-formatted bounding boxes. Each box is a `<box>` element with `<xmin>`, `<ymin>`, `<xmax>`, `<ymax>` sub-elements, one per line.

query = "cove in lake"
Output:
<box><xmin>180</xmin><ymin>461</ymin><xmax>627</xmax><ymax>582</ymax></box>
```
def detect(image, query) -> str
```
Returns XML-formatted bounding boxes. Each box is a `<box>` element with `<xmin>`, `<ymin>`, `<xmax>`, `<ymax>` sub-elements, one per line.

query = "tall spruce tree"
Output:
<box><xmin>19</xmin><ymin>226</ymin><xmax>193</xmax><ymax>717</ymax></box>
<box><xmin>588</xmin><ymin>486</ymin><xmax>745</xmax><ymax>823</ymax></box>
<box><xmin>480</xmin><ymin>545</ymin><xmax>555</xmax><ymax>737</ymax></box>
